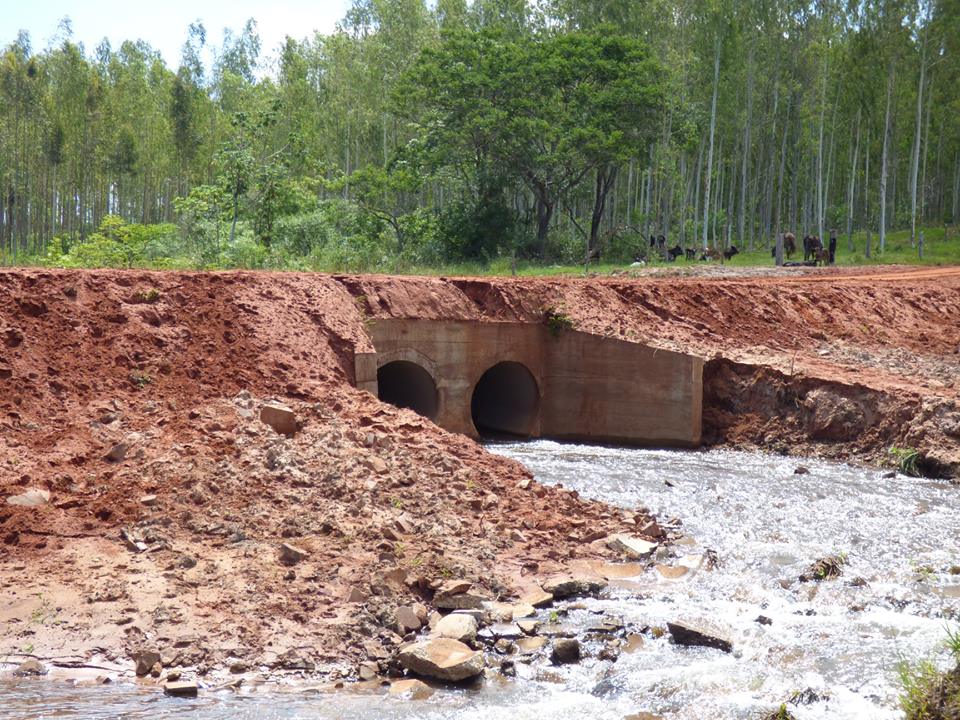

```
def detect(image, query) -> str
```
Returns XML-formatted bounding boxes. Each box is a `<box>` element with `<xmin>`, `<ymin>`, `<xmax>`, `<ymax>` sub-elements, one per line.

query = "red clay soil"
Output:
<box><xmin>1</xmin><ymin>265</ymin><xmax>959</xmax><ymax>682</ymax></box>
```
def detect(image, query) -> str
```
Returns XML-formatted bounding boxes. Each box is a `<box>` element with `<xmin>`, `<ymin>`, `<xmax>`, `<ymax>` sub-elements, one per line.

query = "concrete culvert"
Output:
<box><xmin>377</xmin><ymin>360</ymin><xmax>439</xmax><ymax>420</ymax></box>
<box><xmin>471</xmin><ymin>361</ymin><xmax>540</xmax><ymax>437</ymax></box>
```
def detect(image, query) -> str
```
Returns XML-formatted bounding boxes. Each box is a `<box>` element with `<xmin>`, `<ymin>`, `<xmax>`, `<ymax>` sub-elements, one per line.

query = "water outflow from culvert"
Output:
<box><xmin>3</xmin><ymin>445</ymin><xmax>957</xmax><ymax>720</ymax></box>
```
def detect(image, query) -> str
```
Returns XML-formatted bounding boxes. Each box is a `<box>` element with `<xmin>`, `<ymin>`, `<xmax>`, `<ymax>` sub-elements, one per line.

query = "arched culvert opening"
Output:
<box><xmin>377</xmin><ymin>361</ymin><xmax>439</xmax><ymax>420</ymax></box>
<box><xmin>471</xmin><ymin>361</ymin><xmax>540</xmax><ymax>437</ymax></box>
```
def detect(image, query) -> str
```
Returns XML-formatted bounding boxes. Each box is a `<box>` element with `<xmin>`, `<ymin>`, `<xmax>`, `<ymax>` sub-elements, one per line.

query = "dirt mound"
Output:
<box><xmin>1</xmin><ymin>265</ymin><xmax>958</xmax><ymax>683</ymax></box>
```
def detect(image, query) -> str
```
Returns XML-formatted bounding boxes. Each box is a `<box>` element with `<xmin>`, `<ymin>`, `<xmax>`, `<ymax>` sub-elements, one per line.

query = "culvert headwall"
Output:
<box><xmin>355</xmin><ymin>319</ymin><xmax>702</xmax><ymax>447</ymax></box>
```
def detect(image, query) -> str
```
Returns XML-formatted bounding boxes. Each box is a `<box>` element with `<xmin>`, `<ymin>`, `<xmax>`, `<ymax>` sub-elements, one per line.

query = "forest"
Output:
<box><xmin>1</xmin><ymin>0</ymin><xmax>958</xmax><ymax>271</ymax></box>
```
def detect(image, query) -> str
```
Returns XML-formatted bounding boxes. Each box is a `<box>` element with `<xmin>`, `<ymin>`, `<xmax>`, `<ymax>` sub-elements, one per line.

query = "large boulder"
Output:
<box><xmin>396</xmin><ymin>638</ymin><xmax>484</xmax><ymax>682</ymax></box>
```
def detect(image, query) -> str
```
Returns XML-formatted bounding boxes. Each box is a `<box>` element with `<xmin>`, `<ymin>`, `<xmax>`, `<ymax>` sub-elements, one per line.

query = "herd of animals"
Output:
<box><xmin>586</xmin><ymin>232</ymin><xmax>835</xmax><ymax>266</ymax></box>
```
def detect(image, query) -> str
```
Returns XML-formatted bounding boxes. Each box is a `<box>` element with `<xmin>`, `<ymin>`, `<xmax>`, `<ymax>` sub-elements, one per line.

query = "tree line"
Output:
<box><xmin>1</xmin><ymin>0</ymin><xmax>958</xmax><ymax>269</ymax></box>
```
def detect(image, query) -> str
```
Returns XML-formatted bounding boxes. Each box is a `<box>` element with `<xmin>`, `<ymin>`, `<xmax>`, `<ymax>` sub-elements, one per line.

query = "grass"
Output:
<box><xmin>2</xmin><ymin>225</ymin><xmax>957</xmax><ymax>277</ymax></box>
<box><xmin>898</xmin><ymin>623</ymin><xmax>960</xmax><ymax>719</ymax></box>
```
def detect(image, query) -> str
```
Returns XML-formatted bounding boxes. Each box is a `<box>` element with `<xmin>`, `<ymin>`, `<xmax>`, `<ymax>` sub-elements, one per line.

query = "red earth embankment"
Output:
<box><xmin>1</xmin><ymin>266</ymin><xmax>958</xmax><ymax>682</ymax></box>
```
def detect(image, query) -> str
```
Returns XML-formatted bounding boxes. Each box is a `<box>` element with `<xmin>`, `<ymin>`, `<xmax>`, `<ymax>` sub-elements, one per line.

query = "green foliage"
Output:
<box><xmin>541</xmin><ymin>307</ymin><xmax>575</xmax><ymax>336</ymax></box>
<box><xmin>889</xmin><ymin>446</ymin><xmax>921</xmax><ymax>477</ymax></box>
<box><xmin>44</xmin><ymin>216</ymin><xmax>178</xmax><ymax>269</ymax></box>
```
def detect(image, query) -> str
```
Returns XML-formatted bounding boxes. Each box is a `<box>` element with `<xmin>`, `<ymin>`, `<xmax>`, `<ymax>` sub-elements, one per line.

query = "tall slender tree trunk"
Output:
<box><xmin>919</xmin><ymin>72</ymin><xmax>934</xmax><ymax>229</ymax></box>
<box><xmin>909</xmin><ymin>35</ymin><xmax>928</xmax><ymax>247</ymax></box>
<box><xmin>879</xmin><ymin>60</ymin><xmax>895</xmax><ymax>253</ymax></box>
<box><xmin>816</xmin><ymin>56</ymin><xmax>828</xmax><ymax>240</ymax></box>
<box><xmin>702</xmin><ymin>34</ymin><xmax>721</xmax><ymax>250</ymax></box>
<box><xmin>739</xmin><ymin>47</ymin><xmax>754</xmax><ymax>250</ymax></box>
<box><xmin>846</xmin><ymin>107</ymin><xmax>862</xmax><ymax>253</ymax></box>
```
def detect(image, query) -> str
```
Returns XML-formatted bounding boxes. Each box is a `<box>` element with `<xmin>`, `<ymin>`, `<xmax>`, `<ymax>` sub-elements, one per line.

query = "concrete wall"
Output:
<box><xmin>356</xmin><ymin>319</ymin><xmax>702</xmax><ymax>447</ymax></box>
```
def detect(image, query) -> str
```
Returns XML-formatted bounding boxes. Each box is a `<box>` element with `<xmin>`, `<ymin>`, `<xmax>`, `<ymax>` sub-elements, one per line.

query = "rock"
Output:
<box><xmin>510</xmin><ymin>603</ymin><xmax>536</xmax><ymax>620</ymax></box>
<box><xmin>478</xmin><ymin>623</ymin><xmax>523</xmax><ymax>641</ymax></box>
<box><xmin>516</xmin><ymin>636</ymin><xmax>547</xmax><ymax>654</ymax></box>
<box><xmin>655</xmin><ymin>564</ymin><xmax>689</xmax><ymax>580</ymax></box>
<box><xmin>799</xmin><ymin>555</ymin><xmax>846</xmax><ymax>582</ymax></box>
<box><xmin>434</xmin><ymin>579</ymin><xmax>471</xmax><ymax>599</ymax></box>
<box><xmin>13</xmin><ymin>659</ymin><xmax>46</xmax><ymax>676</ymax></box>
<box><xmin>388</xmin><ymin>678</ymin><xmax>434</xmax><ymax>700</ymax></box>
<box><xmin>347</xmin><ymin>586</ymin><xmax>368</xmax><ymax>603</ymax></box>
<box><xmin>434</xmin><ymin>613</ymin><xmax>478</xmax><ymax>643</ymax></box>
<box><xmin>542</xmin><ymin>575</ymin><xmax>607</xmax><ymax>599</ymax></box>
<box><xmin>666</xmin><ymin>621</ymin><xmax>732</xmax><ymax>653</ymax></box>
<box><xmin>755</xmin><ymin>615</ymin><xmax>773</xmax><ymax>626</ymax></box>
<box><xmin>520</xmin><ymin>588</ymin><xmax>554</xmax><ymax>607</ymax></box>
<box><xmin>163</xmin><ymin>680</ymin><xmax>198</xmax><ymax>698</ymax></box>
<box><xmin>6</xmin><ymin>489</ymin><xmax>50</xmax><ymax>507</ymax></box>
<box><xmin>279</xmin><ymin>542</ymin><xmax>308</xmax><ymax>565</ymax></box>
<box><xmin>551</xmin><ymin>638</ymin><xmax>581</xmax><ymax>665</ymax></box>
<box><xmin>133</xmin><ymin>648</ymin><xmax>162</xmax><ymax>676</ymax></box>
<box><xmin>623</xmin><ymin>634</ymin><xmax>645</xmax><ymax>653</ymax></box>
<box><xmin>493</xmin><ymin>639</ymin><xmax>515</xmax><ymax>654</ymax></box>
<box><xmin>369</xmin><ymin>457</ymin><xmax>388</xmax><ymax>474</ymax></box>
<box><xmin>794</xmin><ymin>466</ymin><xmax>810</xmax><ymax>475</ymax></box>
<box><xmin>624</xmin><ymin>713</ymin><xmax>665</xmax><ymax>720</ymax></box>
<box><xmin>435</xmin><ymin>592</ymin><xmax>487</xmax><ymax>610</ymax></box>
<box><xmin>358</xmin><ymin>661</ymin><xmax>379</xmax><ymax>681</ymax></box>
<box><xmin>395</xmin><ymin>606</ymin><xmax>423</xmax><ymax>634</ymax></box>
<box><xmin>140</xmin><ymin>495</ymin><xmax>158</xmax><ymax>506</ymax></box>
<box><xmin>396</xmin><ymin>638</ymin><xmax>484</xmax><ymax>682</ymax></box>
<box><xmin>104</xmin><ymin>442</ymin><xmax>129</xmax><ymax>462</ymax></box>
<box><xmin>260</xmin><ymin>403</ymin><xmax>297</xmax><ymax>437</ymax></box>
<box><xmin>500</xmin><ymin>658</ymin><xmax>516</xmax><ymax>677</ymax></box>
<box><xmin>516</xmin><ymin>619</ymin><xmax>539</xmax><ymax>635</ymax></box>
<box><xmin>606</xmin><ymin>534</ymin><xmax>657</xmax><ymax>559</ymax></box>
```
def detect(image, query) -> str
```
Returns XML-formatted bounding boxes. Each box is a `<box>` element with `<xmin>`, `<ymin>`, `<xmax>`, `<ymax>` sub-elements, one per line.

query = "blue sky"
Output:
<box><xmin>5</xmin><ymin>0</ymin><xmax>350</xmax><ymax>69</ymax></box>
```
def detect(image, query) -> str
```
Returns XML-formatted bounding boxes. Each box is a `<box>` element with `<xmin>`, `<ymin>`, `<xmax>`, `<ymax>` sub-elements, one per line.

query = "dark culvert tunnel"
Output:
<box><xmin>377</xmin><ymin>360</ymin><xmax>439</xmax><ymax>420</ymax></box>
<box><xmin>471</xmin><ymin>361</ymin><xmax>540</xmax><ymax>437</ymax></box>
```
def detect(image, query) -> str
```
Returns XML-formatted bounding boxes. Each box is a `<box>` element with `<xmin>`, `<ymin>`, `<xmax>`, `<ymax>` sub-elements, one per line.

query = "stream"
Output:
<box><xmin>2</xmin><ymin>443</ymin><xmax>958</xmax><ymax>719</ymax></box>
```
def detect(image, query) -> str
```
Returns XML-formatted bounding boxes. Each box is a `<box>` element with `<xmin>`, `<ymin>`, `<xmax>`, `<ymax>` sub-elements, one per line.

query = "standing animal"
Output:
<box><xmin>700</xmin><ymin>248</ymin><xmax>722</xmax><ymax>261</ymax></box>
<box><xmin>814</xmin><ymin>248</ymin><xmax>830</xmax><ymax>266</ymax></box>
<box><xmin>802</xmin><ymin>235</ymin><xmax>822</xmax><ymax>261</ymax></box>
<box><xmin>657</xmin><ymin>234</ymin><xmax>666</xmax><ymax>250</ymax></box>
<box><xmin>667</xmin><ymin>244</ymin><xmax>683</xmax><ymax>261</ymax></box>
<box><xmin>784</xmin><ymin>232</ymin><xmax>796</xmax><ymax>258</ymax></box>
<box><xmin>684</xmin><ymin>248</ymin><xmax>697</xmax><ymax>260</ymax></box>
<box><xmin>723</xmin><ymin>245</ymin><xmax>739</xmax><ymax>261</ymax></box>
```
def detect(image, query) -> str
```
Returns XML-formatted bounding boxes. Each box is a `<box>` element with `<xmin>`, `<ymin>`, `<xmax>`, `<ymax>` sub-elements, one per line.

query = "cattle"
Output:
<box><xmin>723</xmin><ymin>245</ymin><xmax>739</xmax><ymax>261</ymax></box>
<box><xmin>684</xmin><ymin>248</ymin><xmax>697</xmax><ymax>261</ymax></box>
<box><xmin>784</xmin><ymin>232</ymin><xmax>796</xmax><ymax>258</ymax></box>
<box><xmin>667</xmin><ymin>244</ymin><xmax>683</xmax><ymax>261</ymax></box>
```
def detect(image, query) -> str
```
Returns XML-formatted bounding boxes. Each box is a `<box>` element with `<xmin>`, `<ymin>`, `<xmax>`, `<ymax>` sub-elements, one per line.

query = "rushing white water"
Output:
<box><xmin>2</xmin><ymin>443</ymin><xmax>958</xmax><ymax>719</ymax></box>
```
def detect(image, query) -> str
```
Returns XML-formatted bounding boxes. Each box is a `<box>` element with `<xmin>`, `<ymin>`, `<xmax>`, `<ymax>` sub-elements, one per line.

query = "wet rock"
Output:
<box><xmin>6</xmin><ymin>489</ymin><xmax>50</xmax><ymax>507</ymax></box>
<box><xmin>623</xmin><ymin>633</ymin><xmax>645</xmax><ymax>653</ymax></box>
<box><xmin>606</xmin><ymin>534</ymin><xmax>657</xmax><ymax>559</ymax></box>
<box><xmin>789</xmin><ymin>687</ymin><xmax>828</xmax><ymax>705</ymax></box>
<box><xmin>623</xmin><ymin>714</ymin><xmax>666</xmax><ymax>720</ymax></box>
<box><xmin>133</xmin><ymin>648</ymin><xmax>162</xmax><ymax>676</ymax></box>
<box><xmin>638</xmin><ymin>520</ymin><xmax>665</xmax><ymax>539</ymax></box>
<box><xmin>493</xmin><ymin>639</ymin><xmax>515</xmax><ymax>654</ymax></box>
<box><xmin>358</xmin><ymin>661</ymin><xmax>379</xmax><ymax>681</ymax></box>
<box><xmin>666</xmin><ymin>621</ymin><xmax>732</xmax><ymax>653</ymax></box>
<box><xmin>551</xmin><ymin>638</ymin><xmax>581</xmax><ymax>665</ymax></box>
<box><xmin>799</xmin><ymin>555</ymin><xmax>846</xmax><ymax>582</ymax></box>
<box><xmin>598</xmin><ymin>639</ymin><xmax>620</xmax><ymax>662</ymax></box>
<box><xmin>260</xmin><ymin>403</ymin><xmax>297</xmax><ymax>436</ymax></box>
<box><xmin>542</xmin><ymin>574</ymin><xmax>607</xmax><ymax>599</ymax></box>
<box><xmin>516</xmin><ymin>636</ymin><xmax>547</xmax><ymax>655</ymax></box>
<box><xmin>478</xmin><ymin>623</ymin><xmax>523</xmax><ymax>641</ymax></box>
<box><xmin>794</xmin><ymin>466</ymin><xmax>810</xmax><ymax>475</ymax></box>
<box><xmin>396</xmin><ymin>638</ymin><xmax>484</xmax><ymax>682</ymax></box>
<box><xmin>755</xmin><ymin>615</ymin><xmax>773</xmax><ymax>626</ymax></box>
<box><xmin>388</xmin><ymin>678</ymin><xmax>434</xmax><ymax>699</ymax></box>
<box><xmin>434</xmin><ymin>613</ymin><xmax>477</xmax><ymax>643</ymax></box>
<box><xmin>500</xmin><ymin>658</ymin><xmax>516</xmax><ymax>677</ymax></box>
<box><xmin>655</xmin><ymin>564</ymin><xmax>689</xmax><ymax>580</ymax></box>
<box><xmin>163</xmin><ymin>680</ymin><xmax>198</xmax><ymax>698</ymax></box>
<box><xmin>516</xmin><ymin>619</ymin><xmax>539</xmax><ymax>635</ymax></box>
<box><xmin>435</xmin><ymin>592</ymin><xmax>487</xmax><ymax>610</ymax></box>
<box><xmin>13</xmin><ymin>659</ymin><xmax>47</xmax><ymax>676</ymax></box>
<box><xmin>279</xmin><ymin>542</ymin><xmax>308</xmax><ymax>565</ymax></box>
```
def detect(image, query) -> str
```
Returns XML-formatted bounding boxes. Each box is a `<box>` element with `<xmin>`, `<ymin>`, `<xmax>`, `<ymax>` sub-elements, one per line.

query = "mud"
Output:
<box><xmin>1</xmin><ymin>265</ymin><xmax>959</xmax><ymax>685</ymax></box>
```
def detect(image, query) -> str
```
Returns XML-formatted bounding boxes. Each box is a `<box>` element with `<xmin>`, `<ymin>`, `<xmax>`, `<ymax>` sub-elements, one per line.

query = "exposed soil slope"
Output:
<box><xmin>1</xmin><ymin>265</ymin><xmax>958</xmax><ymax>683</ymax></box>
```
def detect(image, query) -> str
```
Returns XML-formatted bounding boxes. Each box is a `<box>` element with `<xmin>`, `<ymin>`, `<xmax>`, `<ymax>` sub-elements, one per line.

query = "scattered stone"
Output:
<box><xmin>666</xmin><ymin>622</ymin><xmax>732</xmax><ymax>653</ymax></box>
<box><xmin>882</xmin><ymin>471</ymin><xmax>897</xmax><ymax>479</ymax></box>
<box><xmin>516</xmin><ymin>637</ymin><xmax>547</xmax><ymax>655</ymax></box>
<box><xmin>551</xmin><ymin>638</ymin><xmax>581</xmax><ymax>665</ymax></box>
<box><xmin>638</xmin><ymin>520</ymin><xmax>665</xmax><ymax>539</ymax></box>
<box><xmin>388</xmin><ymin>678</ymin><xmax>434</xmax><ymax>700</ymax></box>
<box><xmin>434</xmin><ymin>579</ymin><xmax>471</xmax><ymax>599</ymax></box>
<box><xmin>520</xmin><ymin>589</ymin><xmax>553</xmax><ymax>607</ymax></box>
<box><xmin>606</xmin><ymin>534</ymin><xmax>657</xmax><ymax>559</ymax></box>
<box><xmin>358</xmin><ymin>662</ymin><xmax>379</xmax><ymax>681</ymax></box>
<box><xmin>794</xmin><ymin>466</ymin><xmax>810</xmax><ymax>475</ymax></box>
<box><xmin>396</xmin><ymin>638</ymin><xmax>484</xmax><ymax>682</ymax></box>
<box><xmin>510</xmin><ymin>603</ymin><xmax>536</xmax><ymax>620</ymax></box>
<box><xmin>623</xmin><ymin>633</ymin><xmax>645</xmax><ymax>653</ymax></box>
<box><xmin>598</xmin><ymin>639</ymin><xmax>620</xmax><ymax>662</ymax></box>
<box><xmin>260</xmin><ymin>403</ymin><xmax>297</xmax><ymax>436</ymax></box>
<box><xmin>13</xmin><ymin>659</ymin><xmax>46</xmax><ymax>676</ymax></box>
<box><xmin>655</xmin><ymin>564</ymin><xmax>689</xmax><ymax>580</ymax></box>
<box><xmin>6</xmin><ymin>489</ymin><xmax>50</xmax><ymax>507</ymax></box>
<box><xmin>434</xmin><ymin>613</ymin><xmax>477</xmax><ymax>643</ymax></box>
<box><xmin>799</xmin><ymin>555</ymin><xmax>846</xmax><ymax>582</ymax></box>
<box><xmin>279</xmin><ymin>542</ymin><xmax>308</xmax><ymax>565</ymax></box>
<box><xmin>500</xmin><ymin>658</ymin><xmax>516</xmax><ymax>677</ymax></box>
<box><xmin>542</xmin><ymin>574</ymin><xmax>607</xmax><ymax>599</ymax></box>
<box><xmin>163</xmin><ymin>680</ymin><xmax>199</xmax><ymax>698</ymax></box>
<box><xmin>133</xmin><ymin>649</ymin><xmax>162</xmax><ymax>677</ymax></box>
<box><xmin>516</xmin><ymin>619</ymin><xmax>539</xmax><ymax>635</ymax></box>
<box><xmin>435</xmin><ymin>592</ymin><xmax>487</xmax><ymax>610</ymax></box>
<box><xmin>395</xmin><ymin>606</ymin><xmax>423</xmax><ymax>634</ymax></box>
<box><xmin>104</xmin><ymin>442</ymin><xmax>129</xmax><ymax>462</ymax></box>
<box><xmin>755</xmin><ymin>615</ymin><xmax>773</xmax><ymax>626</ymax></box>
<box><xmin>347</xmin><ymin>586</ymin><xmax>368</xmax><ymax>603</ymax></box>
<box><xmin>624</xmin><ymin>713</ymin><xmax>665</xmax><ymax>720</ymax></box>
<box><xmin>139</xmin><ymin>495</ymin><xmax>158</xmax><ymax>506</ymax></box>
<box><xmin>493</xmin><ymin>639</ymin><xmax>515</xmax><ymax>654</ymax></box>
<box><xmin>478</xmin><ymin>623</ymin><xmax>523</xmax><ymax>641</ymax></box>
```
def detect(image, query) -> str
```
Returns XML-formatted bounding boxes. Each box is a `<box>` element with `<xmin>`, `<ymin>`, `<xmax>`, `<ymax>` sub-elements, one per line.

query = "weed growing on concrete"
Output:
<box><xmin>540</xmin><ymin>306</ymin><xmax>574</xmax><ymax>336</ymax></box>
